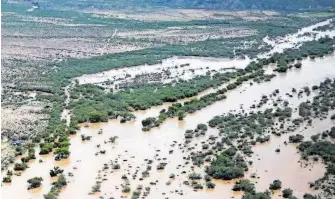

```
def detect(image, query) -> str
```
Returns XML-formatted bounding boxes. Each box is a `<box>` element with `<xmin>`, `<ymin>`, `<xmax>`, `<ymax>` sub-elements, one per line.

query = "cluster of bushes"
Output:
<box><xmin>67</xmin><ymin>32</ymin><xmax>335</xmax><ymax>130</ymax></box>
<box><xmin>184</xmin><ymin>100</ymin><xmax>304</xmax><ymax>174</ymax></box>
<box><xmin>238</xmin><ymin>36</ymin><xmax>335</xmax><ymax>75</ymax></box>
<box><xmin>299</xmin><ymin>140</ymin><xmax>335</xmax><ymax>167</ymax></box>
<box><xmin>191</xmin><ymin>81</ymin><xmax>334</xmax><ymax>191</ymax></box>
<box><xmin>28</xmin><ymin>103</ymin><xmax>76</xmax><ymax>161</ymax></box>
<box><xmin>208</xmin><ymin>108</ymin><xmax>280</xmax><ymax>141</ymax></box>
<box><xmin>232</xmin><ymin>179</ymin><xmax>301</xmax><ymax>199</ymax></box>
<box><xmin>50</xmin><ymin>167</ymin><xmax>64</xmax><ymax>177</ymax></box>
<box><xmin>205</xmin><ymin>147</ymin><xmax>247</xmax><ymax>180</ymax></box>
<box><xmin>188</xmin><ymin>172</ymin><xmax>202</xmax><ymax>180</ymax></box>
<box><xmin>271</xmin><ymin>36</ymin><xmax>335</xmax><ymax>72</ymax></box>
<box><xmin>39</xmin><ymin>143</ymin><xmax>53</xmax><ymax>155</ymax></box>
<box><xmin>45</xmin><ymin>13</ymin><xmax>329</xmax><ymax>88</ymax></box>
<box><xmin>232</xmin><ymin>179</ymin><xmax>272</xmax><ymax>199</ymax></box>
<box><xmin>70</xmin><ymin>72</ymin><xmax>239</xmax><ymax>124</ymax></box>
<box><xmin>27</xmin><ymin>177</ymin><xmax>43</xmax><ymax>190</ymax></box>
<box><xmin>298</xmin><ymin>78</ymin><xmax>335</xmax><ymax>120</ymax></box>
<box><xmin>20</xmin><ymin>144</ymin><xmax>36</xmax><ymax>163</ymax></box>
<box><xmin>37</xmin><ymin>125</ymin><xmax>71</xmax><ymax>161</ymax></box>
<box><xmin>2</xmin><ymin>173</ymin><xmax>12</xmax><ymax>183</ymax></box>
<box><xmin>289</xmin><ymin>134</ymin><xmax>304</xmax><ymax>143</ymax></box>
<box><xmin>232</xmin><ymin>179</ymin><xmax>255</xmax><ymax>193</ymax></box>
<box><xmin>54</xmin><ymin>147</ymin><xmax>70</xmax><ymax>160</ymax></box>
<box><xmin>39</xmin><ymin>37</ymin><xmax>334</xmax><ymax>166</ymax></box>
<box><xmin>184</xmin><ymin>79</ymin><xmax>334</xmax><ymax>197</ymax></box>
<box><xmin>241</xmin><ymin>191</ymin><xmax>271</xmax><ymax>199</ymax></box>
<box><xmin>90</xmin><ymin>182</ymin><xmax>102</xmax><ymax>193</ymax></box>
<box><xmin>142</xmin><ymin>92</ymin><xmax>226</xmax><ymax>130</ymax></box>
<box><xmin>269</xmin><ymin>179</ymin><xmax>282</xmax><ymax>190</ymax></box>
<box><xmin>298</xmin><ymin>126</ymin><xmax>335</xmax><ymax>197</ymax></box>
<box><xmin>141</xmin><ymin>69</ymin><xmax>277</xmax><ymax>130</ymax></box>
<box><xmin>184</xmin><ymin>124</ymin><xmax>209</xmax><ymax>139</ymax></box>
<box><xmin>44</xmin><ymin>174</ymin><xmax>67</xmax><ymax>199</ymax></box>
<box><xmin>52</xmin><ymin>36</ymin><xmax>267</xmax><ymax>84</ymax></box>
<box><xmin>282</xmin><ymin>188</ymin><xmax>294</xmax><ymax>198</ymax></box>
<box><xmin>14</xmin><ymin>162</ymin><xmax>28</xmax><ymax>171</ymax></box>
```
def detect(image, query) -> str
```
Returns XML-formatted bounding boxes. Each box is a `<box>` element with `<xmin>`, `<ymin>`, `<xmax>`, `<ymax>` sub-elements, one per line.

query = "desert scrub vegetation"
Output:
<box><xmin>2</xmin><ymin>176</ymin><xmax>12</xmax><ymax>183</ymax></box>
<box><xmin>269</xmin><ymin>179</ymin><xmax>282</xmax><ymax>190</ymax></box>
<box><xmin>70</xmin><ymin>70</ymin><xmax>244</xmax><ymax>124</ymax></box>
<box><xmin>298</xmin><ymin>128</ymin><xmax>335</xmax><ymax>198</ymax></box>
<box><xmin>232</xmin><ymin>178</ymin><xmax>289</xmax><ymax>199</ymax></box>
<box><xmin>141</xmin><ymin>69</ymin><xmax>276</xmax><ymax>130</ymax></box>
<box><xmin>271</xmin><ymin>36</ymin><xmax>335</xmax><ymax>73</ymax></box>
<box><xmin>160</xmin><ymin>79</ymin><xmax>333</xmax><ymax>180</ymax></box>
<box><xmin>15</xmin><ymin>144</ymin><xmax>37</xmax><ymax>165</ymax></box>
<box><xmin>180</xmin><ymin>78</ymin><xmax>335</xmax><ymax>195</ymax></box>
<box><xmin>209</xmin><ymin>78</ymin><xmax>335</xmax><ymax>138</ymax></box>
<box><xmin>312</xmin><ymin>19</ymin><xmax>335</xmax><ymax>31</ymax></box>
<box><xmin>241</xmin><ymin>191</ymin><xmax>271</xmax><ymax>199</ymax></box>
<box><xmin>3</xmin><ymin>0</ymin><xmax>333</xmax><ymax>148</ymax></box>
<box><xmin>13</xmin><ymin>162</ymin><xmax>28</xmax><ymax>171</ymax></box>
<box><xmin>188</xmin><ymin>78</ymin><xmax>334</xmax><ymax>196</ymax></box>
<box><xmin>27</xmin><ymin>177</ymin><xmax>43</xmax><ymax>190</ymax></box>
<box><xmin>24</xmin><ymin>9</ymin><xmax>326</xmax><ymax>90</ymax></box>
<box><xmin>231</xmin><ymin>179</ymin><xmax>273</xmax><ymax>199</ymax></box>
<box><xmin>26</xmin><ymin>103</ymin><xmax>76</xmax><ymax>161</ymax></box>
<box><xmin>282</xmin><ymin>188</ymin><xmax>294</xmax><ymax>198</ymax></box>
<box><xmin>44</xmin><ymin>174</ymin><xmax>67</xmax><ymax>199</ymax></box>
<box><xmin>297</xmin><ymin>78</ymin><xmax>335</xmax><ymax>121</ymax></box>
<box><xmin>208</xmin><ymin>107</ymin><xmax>289</xmax><ymax>141</ymax></box>
<box><xmin>2</xmin><ymin>3</ymin><xmax>335</xmax><ymax>195</ymax></box>
<box><xmin>205</xmin><ymin>147</ymin><xmax>247</xmax><ymax>180</ymax></box>
<box><xmin>139</xmin><ymin>40</ymin><xmax>335</xmax><ymax>130</ymax></box>
<box><xmin>49</xmin><ymin>166</ymin><xmax>64</xmax><ymax>177</ymax></box>
<box><xmin>49</xmin><ymin>15</ymin><xmax>328</xmax><ymax>83</ymax></box>
<box><xmin>232</xmin><ymin>179</ymin><xmax>255</xmax><ymax>193</ymax></box>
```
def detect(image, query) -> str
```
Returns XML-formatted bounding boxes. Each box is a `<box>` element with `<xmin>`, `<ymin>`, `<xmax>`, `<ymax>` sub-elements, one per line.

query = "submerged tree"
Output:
<box><xmin>27</xmin><ymin>177</ymin><xmax>43</xmax><ymax>190</ymax></box>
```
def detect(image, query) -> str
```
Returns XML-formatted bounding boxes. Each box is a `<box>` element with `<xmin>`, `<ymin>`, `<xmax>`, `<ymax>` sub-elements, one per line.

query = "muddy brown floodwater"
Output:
<box><xmin>2</xmin><ymin>52</ymin><xmax>335</xmax><ymax>199</ymax></box>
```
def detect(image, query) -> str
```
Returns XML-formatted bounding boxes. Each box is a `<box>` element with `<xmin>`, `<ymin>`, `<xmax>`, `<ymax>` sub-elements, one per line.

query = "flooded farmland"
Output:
<box><xmin>2</xmin><ymin>14</ymin><xmax>335</xmax><ymax>199</ymax></box>
<box><xmin>76</xmin><ymin>19</ymin><xmax>335</xmax><ymax>89</ymax></box>
<box><xmin>2</xmin><ymin>51</ymin><xmax>335</xmax><ymax>199</ymax></box>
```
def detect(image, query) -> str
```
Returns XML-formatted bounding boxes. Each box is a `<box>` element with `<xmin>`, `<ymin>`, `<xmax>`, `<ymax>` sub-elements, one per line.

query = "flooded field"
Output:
<box><xmin>76</xmin><ymin>56</ymin><xmax>251</xmax><ymax>87</ymax></box>
<box><xmin>2</xmin><ymin>13</ymin><xmax>335</xmax><ymax>199</ymax></box>
<box><xmin>76</xmin><ymin>19</ymin><xmax>334</xmax><ymax>89</ymax></box>
<box><xmin>261</xmin><ymin>18</ymin><xmax>335</xmax><ymax>57</ymax></box>
<box><xmin>2</xmin><ymin>52</ymin><xmax>335</xmax><ymax>199</ymax></box>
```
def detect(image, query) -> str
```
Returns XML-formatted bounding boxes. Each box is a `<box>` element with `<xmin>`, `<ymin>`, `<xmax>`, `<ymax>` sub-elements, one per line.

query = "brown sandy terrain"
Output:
<box><xmin>1</xmin><ymin>143</ymin><xmax>15</xmax><ymax>171</ymax></box>
<box><xmin>84</xmin><ymin>9</ymin><xmax>279</xmax><ymax>21</ymax></box>
<box><xmin>1</xmin><ymin>104</ymin><xmax>49</xmax><ymax>169</ymax></box>
<box><xmin>2</xmin><ymin>37</ymin><xmax>150</xmax><ymax>60</ymax></box>
<box><xmin>1</xmin><ymin>104</ymin><xmax>48</xmax><ymax>141</ymax></box>
<box><xmin>118</xmin><ymin>27</ymin><xmax>257</xmax><ymax>44</ymax></box>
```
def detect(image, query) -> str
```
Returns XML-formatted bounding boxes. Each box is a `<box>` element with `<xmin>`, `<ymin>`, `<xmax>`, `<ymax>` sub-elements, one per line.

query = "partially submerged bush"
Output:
<box><xmin>27</xmin><ymin>177</ymin><xmax>43</xmax><ymax>190</ymax></box>
<box><xmin>269</xmin><ymin>179</ymin><xmax>282</xmax><ymax>190</ymax></box>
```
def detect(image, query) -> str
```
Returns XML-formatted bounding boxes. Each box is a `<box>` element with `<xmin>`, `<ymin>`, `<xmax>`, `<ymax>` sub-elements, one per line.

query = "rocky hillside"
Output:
<box><xmin>156</xmin><ymin>0</ymin><xmax>334</xmax><ymax>10</ymax></box>
<box><xmin>5</xmin><ymin>0</ymin><xmax>334</xmax><ymax>11</ymax></box>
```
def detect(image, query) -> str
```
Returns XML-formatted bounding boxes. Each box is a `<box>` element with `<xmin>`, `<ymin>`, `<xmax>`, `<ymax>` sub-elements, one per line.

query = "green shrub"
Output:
<box><xmin>282</xmin><ymin>188</ymin><xmax>293</xmax><ymax>198</ymax></box>
<box><xmin>27</xmin><ymin>177</ymin><xmax>43</xmax><ymax>189</ymax></box>
<box><xmin>269</xmin><ymin>179</ymin><xmax>282</xmax><ymax>190</ymax></box>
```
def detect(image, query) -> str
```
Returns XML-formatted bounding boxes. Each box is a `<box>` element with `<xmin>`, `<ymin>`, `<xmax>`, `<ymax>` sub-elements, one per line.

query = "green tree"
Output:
<box><xmin>88</xmin><ymin>111</ymin><xmax>107</xmax><ymax>123</ymax></box>
<box><xmin>177</xmin><ymin>110</ymin><xmax>185</xmax><ymax>120</ymax></box>
<box><xmin>233</xmin><ymin>179</ymin><xmax>255</xmax><ymax>193</ymax></box>
<box><xmin>27</xmin><ymin>177</ymin><xmax>43</xmax><ymax>189</ymax></box>
<box><xmin>282</xmin><ymin>188</ymin><xmax>293</xmax><ymax>198</ymax></box>
<box><xmin>269</xmin><ymin>179</ymin><xmax>282</xmax><ymax>190</ymax></box>
<box><xmin>2</xmin><ymin>176</ymin><xmax>11</xmax><ymax>183</ymax></box>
